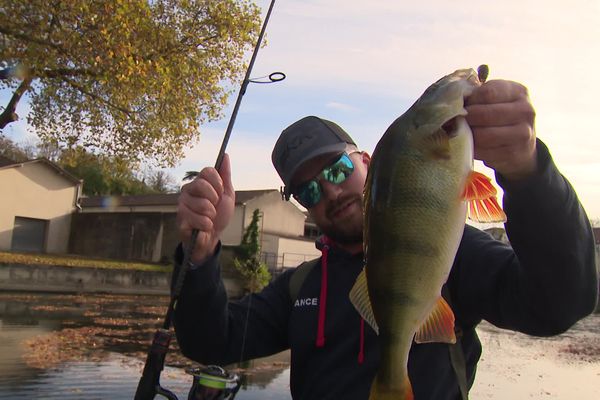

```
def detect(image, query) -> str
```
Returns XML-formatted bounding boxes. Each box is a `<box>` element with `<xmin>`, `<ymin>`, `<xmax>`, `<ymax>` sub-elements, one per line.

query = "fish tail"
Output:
<box><xmin>369</xmin><ymin>373</ymin><xmax>414</xmax><ymax>400</ymax></box>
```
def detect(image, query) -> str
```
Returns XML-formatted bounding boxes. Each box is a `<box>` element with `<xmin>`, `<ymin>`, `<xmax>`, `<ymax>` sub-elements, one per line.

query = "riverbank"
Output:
<box><xmin>471</xmin><ymin>319</ymin><xmax>600</xmax><ymax>399</ymax></box>
<box><xmin>0</xmin><ymin>262</ymin><xmax>171</xmax><ymax>295</ymax></box>
<box><xmin>0</xmin><ymin>251</ymin><xmax>173</xmax><ymax>295</ymax></box>
<box><xmin>0</xmin><ymin>250</ymin><xmax>251</xmax><ymax>296</ymax></box>
<box><xmin>0</xmin><ymin>251</ymin><xmax>170</xmax><ymax>272</ymax></box>
<box><xmin>0</xmin><ymin>259</ymin><xmax>244</xmax><ymax>297</ymax></box>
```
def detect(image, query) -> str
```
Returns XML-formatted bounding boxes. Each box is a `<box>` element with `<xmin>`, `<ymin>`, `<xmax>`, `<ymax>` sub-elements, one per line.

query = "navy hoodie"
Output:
<box><xmin>172</xmin><ymin>141</ymin><xmax>598</xmax><ymax>399</ymax></box>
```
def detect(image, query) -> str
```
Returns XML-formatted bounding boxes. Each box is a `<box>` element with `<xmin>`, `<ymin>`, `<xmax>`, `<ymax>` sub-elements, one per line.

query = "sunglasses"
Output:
<box><xmin>292</xmin><ymin>152</ymin><xmax>356</xmax><ymax>208</ymax></box>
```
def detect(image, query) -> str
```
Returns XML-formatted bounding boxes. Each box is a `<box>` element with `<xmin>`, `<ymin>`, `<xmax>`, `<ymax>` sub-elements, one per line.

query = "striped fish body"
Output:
<box><xmin>351</xmin><ymin>68</ymin><xmax>492</xmax><ymax>400</ymax></box>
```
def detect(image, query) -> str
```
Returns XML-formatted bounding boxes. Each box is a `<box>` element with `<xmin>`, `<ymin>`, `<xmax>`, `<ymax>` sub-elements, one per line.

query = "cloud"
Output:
<box><xmin>325</xmin><ymin>101</ymin><xmax>359</xmax><ymax>113</ymax></box>
<box><xmin>174</xmin><ymin>124</ymin><xmax>282</xmax><ymax>190</ymax></box>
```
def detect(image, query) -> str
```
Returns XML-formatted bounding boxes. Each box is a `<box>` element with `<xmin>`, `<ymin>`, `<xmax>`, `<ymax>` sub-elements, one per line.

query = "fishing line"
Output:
<box><xmin>249</xmin><ymin>72</ymin><xmax>286</xmax><ymax>83</ymax></box>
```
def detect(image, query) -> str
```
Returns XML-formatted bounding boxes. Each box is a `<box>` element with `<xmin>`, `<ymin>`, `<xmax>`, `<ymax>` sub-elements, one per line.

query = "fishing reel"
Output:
<box><xmin>186</xmin><ymin>365</ymin><xmax>241</xmax><ymax>400</ymax></box>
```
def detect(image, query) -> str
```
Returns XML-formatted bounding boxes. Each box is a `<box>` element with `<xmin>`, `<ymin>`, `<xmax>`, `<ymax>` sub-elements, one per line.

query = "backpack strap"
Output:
<box><xmin>442</xmin><ymin>284</ymin><xmax>469</xmax><ymax>400</ymax></box>
<box><xmin>289</xmin><ymin>257</ymin><xmax>321</xmax><ymax>304</ymax></box>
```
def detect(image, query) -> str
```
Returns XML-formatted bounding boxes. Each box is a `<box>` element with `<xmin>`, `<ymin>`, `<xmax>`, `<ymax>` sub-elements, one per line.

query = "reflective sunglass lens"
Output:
<box><xmin>294</xmin><ymin>152</ymin><xmax>356</xmax><ymax>208</ymax></box>
<box><xmin>323</xmin><ymin>154</ymin><xmax>353</xmax><ymax>184</ymax></box>
<box><xmin>298</xmin><ymin>180</ymin><xmax>321</xmax><ymax>208</ymax></box>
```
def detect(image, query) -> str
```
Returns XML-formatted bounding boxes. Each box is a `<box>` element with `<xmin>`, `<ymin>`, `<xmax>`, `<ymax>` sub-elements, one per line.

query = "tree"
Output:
<box><xmin>0</xmin><ymin>0</ymin><xmax>261</xmax><ymax>166</ymax></box>
<box><xmin>59</xmin><ymin>146</ymin><xmax>178</xmax><ymax>195</ymax></box>
<box><xmin>0</xmin><ymin>134</ymin><xmax>29</xmax><ymax>161</ymax></box>
<box><xmin>1</xmin><ymin>135</ymin><xmax>178</xmax><ymax>195</ymax></box>
<box><xmin>234</xmin><ymin>208</ymin><xmax>271</xmax><ymax>293</ymax></box>
<box><xmin>143</xmin><ymin>169</ymin><xmax>179</xmax><ymax>193</ymax></box>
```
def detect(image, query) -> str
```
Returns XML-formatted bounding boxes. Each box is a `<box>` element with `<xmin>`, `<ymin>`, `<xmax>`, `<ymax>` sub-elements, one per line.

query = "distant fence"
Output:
<box><xmin>260</xmin><ymin>252</ymin><xmax>318</xmax><ymax>274</ymax></box>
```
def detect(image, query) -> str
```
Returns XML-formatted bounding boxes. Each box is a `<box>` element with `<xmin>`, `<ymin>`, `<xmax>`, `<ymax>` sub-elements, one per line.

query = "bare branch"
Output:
<box><xmin>0</xmin><ymin>26</ymin><xmax>64</xmax><ymax>52</ymax></box>
<box><xmin>0</xmin><ymin>76</ymin><xmax>32</xmax><ymax>129</ymax></box>
<box><xmin>38</xmin><ymin>68</ymin><xmax>100</xmax><ymax>79</ymax></box>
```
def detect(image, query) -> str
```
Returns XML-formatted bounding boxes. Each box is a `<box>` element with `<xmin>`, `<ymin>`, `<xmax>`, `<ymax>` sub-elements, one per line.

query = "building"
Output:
<box><xmin>72</xmin><ymin>189</ymin><xmax>321</xmax><ymax>269</ymax></box>
<box><xmin>0</xmin><ymin>157</ymin><xmax>82</xmax><ymax>253</ymax></box>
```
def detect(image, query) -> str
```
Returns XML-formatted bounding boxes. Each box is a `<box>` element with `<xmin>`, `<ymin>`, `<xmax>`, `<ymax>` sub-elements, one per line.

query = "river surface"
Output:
<box><xmin>0</xmin><ymin>292</ymin><xmax>598</xmax><ymax>399</ymax></box>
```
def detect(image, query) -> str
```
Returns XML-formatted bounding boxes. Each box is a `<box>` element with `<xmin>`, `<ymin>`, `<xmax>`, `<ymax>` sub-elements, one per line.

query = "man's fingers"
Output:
<box><xmin>465</xmin><ymin>80</ymin><xmax>529</xmax><ymax>106</ymax></box>
<box><xmin>472</xmin><ymin>122</ymin><xmax>534</xmax><ymax>159</ymax></box>
<box><xmin>472</xmin><ymin>122</ymin><xmax>534</xmax><ymax>150</ymax></box>
<box><xmin>219</xmin><ymin>153</ymin><xmax>235</xmax><ymax>198</ymax></box>
<box><xmin>473</xmin><ymin>121</ymin><xmax>537</xmax><ymax>177</ymax></box>
<box><xmin>466</xmin><ymin>98</ymin><xmax>534</xmax><ymax>127</ymax></box>
<box><xmin>182</xmin><ymin>176</ymin><xmax>221</xmax><ymax>206</ymax></box>
<box><xmin>178</xmin><ymin>202</ymin><xmax>215</xmax><ymax>237</ymax></box>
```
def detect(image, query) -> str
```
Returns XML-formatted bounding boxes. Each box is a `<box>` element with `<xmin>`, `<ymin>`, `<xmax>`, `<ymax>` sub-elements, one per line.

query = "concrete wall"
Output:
<box><xmin>0</xmin><ymin>260</ymin><xmax>245</xmax><ymax>298</ymax></box>
<box><xmin>0</xmin><ymin>162</ymin><xmax>80</xmax><ymax>253</ymax></box>
<box><xmin>260</xmin><ymin>233</ymin><xmax>321</xmax><ymax>269</ymax></box>
<box><xmin>69</xmin><ymin>212</ymin><xmax>177</xmax><ymax>263</ymax></box>
<box><xmin>219</xmin><ymin>192</ymin><xmax>306</xmax><ymax>246</ymax></box>
<box><xmin>277</xmin><ymin>236</ymin><xmax>321</xmax><ymax>267</ymax></box>
<box><xmin>0</xmin><ymin>263</ymin><xmax>170</xmax><ymax>295</ymax></box>
<box><xmin>245</xmin><ymin>191</ymin><xmax>307</xmax><ymax>237</ymax></box>
<box><xmin>221</xmin><ymin>205</ymin><xmax>245</xmax><ymax>246</ymax></box>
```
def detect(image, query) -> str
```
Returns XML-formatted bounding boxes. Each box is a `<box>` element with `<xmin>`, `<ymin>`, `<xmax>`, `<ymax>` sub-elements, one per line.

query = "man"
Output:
<box><xmin>173</xmin><ymin>79</ymin><xmax>598</xmax><ymax>399</ymax></box>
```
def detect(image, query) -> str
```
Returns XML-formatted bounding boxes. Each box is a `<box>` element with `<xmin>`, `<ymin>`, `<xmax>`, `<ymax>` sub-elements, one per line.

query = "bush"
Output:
<box><xmin>233</xmin><ymin>209</ymin><xmax>271</xmax><ymax>293</ymax></box>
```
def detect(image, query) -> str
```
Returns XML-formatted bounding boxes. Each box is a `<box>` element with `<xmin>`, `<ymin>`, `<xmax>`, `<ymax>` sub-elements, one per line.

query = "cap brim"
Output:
<box><xmin>283</xmin><ymin>142</ymin><xmax>348</xmax><ymax>197</ymax></box>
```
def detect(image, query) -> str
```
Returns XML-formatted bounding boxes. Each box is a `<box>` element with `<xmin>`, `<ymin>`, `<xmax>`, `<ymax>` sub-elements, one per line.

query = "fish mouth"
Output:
<box><xmin>441</xmin><ymin>117</ymin><xmax>459</xmax><ymax>138</ymax></box>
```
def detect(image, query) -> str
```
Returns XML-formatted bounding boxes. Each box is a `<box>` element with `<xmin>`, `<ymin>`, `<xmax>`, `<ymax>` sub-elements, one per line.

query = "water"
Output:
<box><xmin>0</xmin><ymin>292</ymin><xmax>291</xmax><ymax>400</ymax></box>
<box><xmin>1</xmin><ymin>292</ymin><xmax>599</xmax><ymax>399</ymax></box>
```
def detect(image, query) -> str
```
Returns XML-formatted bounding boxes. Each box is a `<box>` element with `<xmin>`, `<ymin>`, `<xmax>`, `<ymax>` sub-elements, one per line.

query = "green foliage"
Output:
<box><xmin>0</xmin><ymin>135</ymin><xmax>177</xmax><ymax>195</ymax></box>
<box><xmin>59</xmin><ymin>146</ymin><xmax>179</xmax><ymax>195</ymax></box>
<box><xmin>0</xmin><ymin>0</ymin><xmax>262</xmax><ymax>167</ymax></box>
<box><xmin>234</xmin><ymin>208</ymin><xmax>271</xmax><ymax>293</ymax></box>
<box><xmin>0</xmin><ymin>135</ymin><xmax>29</xmax><ymax>161</ymax></box>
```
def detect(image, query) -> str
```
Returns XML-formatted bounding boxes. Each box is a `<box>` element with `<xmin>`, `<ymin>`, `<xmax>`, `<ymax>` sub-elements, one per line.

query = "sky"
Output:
<box><xmin>3</xmin><ymin>0</ymin><xmax>600</xmax><ymax>220</ymax></box>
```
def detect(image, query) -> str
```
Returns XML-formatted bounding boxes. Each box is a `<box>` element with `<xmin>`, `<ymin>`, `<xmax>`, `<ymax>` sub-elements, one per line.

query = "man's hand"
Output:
<box><xmin>177</xmin><ymin>154</ymin><xmax>235</xmax><ymax>264</ymax></box>
<box><xmin>466</xmin><ymin>80</ymin><xmax>538</xmax><ymax>181</ymax></box>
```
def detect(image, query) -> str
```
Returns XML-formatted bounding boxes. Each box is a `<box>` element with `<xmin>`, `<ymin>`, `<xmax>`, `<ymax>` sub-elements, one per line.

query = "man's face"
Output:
<box><xmin>291</xmin><ymin>151</ymin><xmax>370</xmax><ymax>245</ymax></box>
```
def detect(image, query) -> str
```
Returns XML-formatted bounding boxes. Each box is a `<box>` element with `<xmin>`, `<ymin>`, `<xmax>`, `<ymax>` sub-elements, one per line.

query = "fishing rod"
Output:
<box><xmin>134</xmin><ymin>1</ymin><xmax>282</xmax><ymax>399</ymax></box>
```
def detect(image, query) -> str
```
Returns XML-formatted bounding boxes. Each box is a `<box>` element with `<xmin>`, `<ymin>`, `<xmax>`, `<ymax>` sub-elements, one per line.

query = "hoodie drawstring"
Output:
<box><xmin>358</xmin><ymin>318</ymin><xmax>365</xmax><ymax>364</ymax></box>
<box><xmin>314</xmin><ymin>236</ymin><xmax>365</xmax><ymax>364</ymax></box>
<box><xmin>316</xmin><ymin>241</ymin><xmax>329</xmax><ymax>348</ymax></box>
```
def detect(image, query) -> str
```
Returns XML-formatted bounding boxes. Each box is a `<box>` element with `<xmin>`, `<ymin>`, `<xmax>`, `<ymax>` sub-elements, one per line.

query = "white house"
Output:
<box><xmin>0</xmin><ymin>157</ymin><xmax>82</xmax><ymax>253</ymax></box>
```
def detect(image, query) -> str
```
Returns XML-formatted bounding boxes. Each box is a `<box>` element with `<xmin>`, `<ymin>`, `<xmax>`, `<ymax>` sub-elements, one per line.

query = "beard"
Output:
<box><xmin>319</xmin><ymin>194</ymin><xmax>364</xmax><ymax>245</ymax></box>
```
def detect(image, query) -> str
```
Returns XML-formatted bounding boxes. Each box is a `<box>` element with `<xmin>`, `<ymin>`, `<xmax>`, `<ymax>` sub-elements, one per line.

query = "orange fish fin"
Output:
<box><xmin>349</xmin><ymin>267</ymin><xmax>379</xmax><ymax>334</ymax></box>
<box><xmin>414</xmin><ymin>296</ymin><xmax>456</xmax><ymax>344</ymax></box>
<box><xmin>467</xmin><ymin>196</ymin><xmax>507</xmax><ymax>223</ymax></box>
<box><xmin>462</xmin><ymin>171</ymin><xmax>507</xmax><ymax>223</ymax></box>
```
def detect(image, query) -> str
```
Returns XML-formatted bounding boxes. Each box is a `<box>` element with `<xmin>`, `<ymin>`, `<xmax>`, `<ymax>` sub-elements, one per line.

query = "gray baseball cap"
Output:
<box><xmin>272</xmin><ymin>116</ymin><xmax>356</xmax><ymax>200</ymax></box>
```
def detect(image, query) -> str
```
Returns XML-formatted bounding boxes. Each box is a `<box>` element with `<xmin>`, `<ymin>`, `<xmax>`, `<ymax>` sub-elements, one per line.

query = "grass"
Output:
<box><xmin>0</xmin><ymin>251</ymin><xmax>172</xmax><ymax>272</ymax></box>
